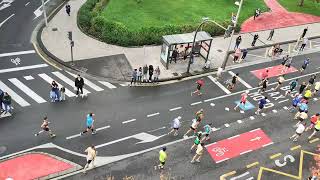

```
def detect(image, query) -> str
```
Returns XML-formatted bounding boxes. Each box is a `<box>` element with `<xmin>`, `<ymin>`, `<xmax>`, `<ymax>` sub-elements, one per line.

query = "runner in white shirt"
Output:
<box><xmin>290</xmin><ymin>122</ymin><xmax>306</xmax><ymax>141</ymax></box>
<box><xmin>274</xmin><ymin>75</ymin><xmax>285</xmax><ymax>91</ymax></box>
<box><xmin>168</xmin><ymin>116</ymin><xmax>181</xmax><ymax>136</ymax></box>
<box><xmin>313</xmin><ymin>81</ymin><xmax>320</xmax><ymax>95</ymax></box>
<box><xmin>83</xmin><ymin>145</ymin><xmax>97</xmax><ymax>173</ymax></box>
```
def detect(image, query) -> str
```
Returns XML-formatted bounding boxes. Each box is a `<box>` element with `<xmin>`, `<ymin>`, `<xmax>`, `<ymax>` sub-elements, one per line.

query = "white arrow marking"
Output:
<box><xmin>0</xmin><ymin>14</ymin><xmax>14</xmax><ymax>28</ymax></box>
<box><xmin>33</xmin><ymin>0</ymin><xmax>50</xmax><ymax>19</ymax></box>
<box><xmin>250</xmin><ymin>136</ymin><xmax>261</xmax><ymax>141</ymax></box>
<box><xmin>0</xmin><ymin>0</ymin><xmax>14</xmax><ymax>11</ymax></box>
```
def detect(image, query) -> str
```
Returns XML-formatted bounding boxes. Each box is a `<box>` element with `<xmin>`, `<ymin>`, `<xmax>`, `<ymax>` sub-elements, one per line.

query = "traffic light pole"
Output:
<box><xmin>221</xmin><ymin>0</ymin><xmax>243</xmax><ymax>69</ymax></box>
<box><xmin>41</xmin><ymin>0</ymin><xmax>48</xmax><ymax>26</ymax></box>
<box><xmin>67</xmin><ymin>31</ymin><xmax>75</xmax><ymax>66</ymax></box>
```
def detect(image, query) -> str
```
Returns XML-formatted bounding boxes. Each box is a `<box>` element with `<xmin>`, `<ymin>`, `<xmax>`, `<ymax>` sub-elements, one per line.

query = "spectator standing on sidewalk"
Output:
<box><xmin>130</xmin><ymin>69</ymin><xmax>137</xmax><ymax>86</ymax></box>
<box><xmin>142</xmin><ymin>64</ymin><xmax>148</xmax><ymax>82</ymax></box>
<box><xmin>154</xmin><ymin>66</ymin><xmax>160</xmax><ymax>83</ymax></box>
<box><xmin>0</xmin><ymin>89</ymin><xmax>3</xmax><ymax>113</ymax></box>
<box><xmin>171</xmin><ymin>48</ymin><xmax>178</xmax><ymax>63</ymax></box>
<box><xmin>191</xmin><ymin>143</ymin><xmax>205</xmax><ymax>163</ymax></box>
<box><xmin>65</xmin><ymin>3</ymin><xmax>71</xmax><ymax>16</ymax></box>
<box><xmin>299</xmin><ymin>37</ymin><xmax>308</xmax><ymax>51</ymax></box>
<box><xmin>75</xmin><ymin>75</ymin><xmax>85</xmax><ymax>98</ymax></box>
<box><xmin>137</xmin><ymin>67</ymin><xmax>142</xmax><ymax>84</ymax></box>
<box><xmin>83</xmin><ymin>145</ymin><xmax>97</xmax><ymax>174</ymax></box>
<box><xmin>149</xmin><ymin>65</ymin><xmax>154</xmax><ymax>82</ymax></box>
<box><xmin>235</xmin><ymin>35</ymin><xmax>242</xmax><ymax>49</ymax></box>
<box><xmin>251</xmin><ymin>34</ymin><xmax>259</xmax><ymax>46</ymax></box>
<box><xmin>267</xmin><ymin>29</ymin><xmax>274</xmax><ymax>41</ymax></box>
<box><xmin>301</xmin><ymin>27</ymin><xmax>308</xmax><ymax>39</ymax></box>
<box><xmin>3</xmin><ymin>92</ymin><xmax>12</xmax><ymax>114</ymax></box>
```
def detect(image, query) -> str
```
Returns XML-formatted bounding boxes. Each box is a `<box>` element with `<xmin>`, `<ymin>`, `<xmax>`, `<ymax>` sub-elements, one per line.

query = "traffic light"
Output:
<box><xmin>68</xmin><ymin>31</ymin><xmax>72</xmax><ymax>41</ymax></box>
<box><xmin>224</xmin><ymin>25</ymin><xmax>234</xmax><ymax>39</ymax></box>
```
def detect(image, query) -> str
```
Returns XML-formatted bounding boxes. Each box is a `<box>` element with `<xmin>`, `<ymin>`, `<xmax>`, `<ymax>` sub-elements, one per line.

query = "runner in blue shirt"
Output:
<box><xmin>80</xmin><ymin>113</ymin><xmax>96</xmax><ymax>135</ymax></box>
<box><xmin>288</xmin><ymin>93</ymin><xmax>302</xmax><ymax>112</ymax></box>
<box><xmin>295</xmin><ymin>101</ymin><xmax>308</xmax><ymax>120</ymax></box>
<box><xmin>255</xmin><ymin>97</ymin><xmax>268</xmax><ymax>115</ymax></box>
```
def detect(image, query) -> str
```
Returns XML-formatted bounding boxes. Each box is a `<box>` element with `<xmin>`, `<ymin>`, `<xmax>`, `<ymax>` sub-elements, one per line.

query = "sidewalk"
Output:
<box><xmin>40</xmin><ymin>0</ymin><xmax>320</xmax><ymax>81</ymax></box>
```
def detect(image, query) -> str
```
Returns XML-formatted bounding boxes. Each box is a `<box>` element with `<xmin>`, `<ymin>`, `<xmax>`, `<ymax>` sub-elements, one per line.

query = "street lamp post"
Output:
<box><xmin>41</xmin><ymin>0</ymin><xmax>48</xmax><ymax>26</ymax></box>
<box><xmin>221</xmin><ymin>0</ymin><xmax>244</xmax><ymax>69</ymax></box>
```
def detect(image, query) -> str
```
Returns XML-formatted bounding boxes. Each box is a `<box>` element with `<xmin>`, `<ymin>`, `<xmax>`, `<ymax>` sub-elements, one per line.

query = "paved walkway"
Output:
<box><xmin>241</xmin><ymin>0</ymin><xmax>320</xmax><ymax>32</ymax></box>
<box><xmin>40</xmin><ymin>0</ymin><xmax>320</xmax><ymax>81</ymax></box>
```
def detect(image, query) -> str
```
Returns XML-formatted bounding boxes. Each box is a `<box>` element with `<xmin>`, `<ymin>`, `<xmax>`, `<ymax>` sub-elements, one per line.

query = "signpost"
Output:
<box><xmin>68</xmin><ymin>31</ymin><xmax>74</xmax><ymax>66</ymax></box>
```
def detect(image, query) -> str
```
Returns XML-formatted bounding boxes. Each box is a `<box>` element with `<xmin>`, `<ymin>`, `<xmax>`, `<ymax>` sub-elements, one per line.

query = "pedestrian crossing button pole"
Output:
<box><xmin>68</xmin><ymin>31</ymin><xmax>75</xmax><ymax>66</ymax></box>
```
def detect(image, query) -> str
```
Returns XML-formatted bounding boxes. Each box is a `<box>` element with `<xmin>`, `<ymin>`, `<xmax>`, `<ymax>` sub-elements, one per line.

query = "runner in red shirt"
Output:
<box><xmin>234</xmin><ymin>90</ymin><xmax>249</xmax><ymax>111</ymax></box>
<box><xmin>191</xmin><ymin>78</ymin><xmax>204</xmax><ymax>96</ymax></box>
<box><xmin>305</xmin><ymin>113</ymin><xmax>319</xmax><ymax>131</ymax></box>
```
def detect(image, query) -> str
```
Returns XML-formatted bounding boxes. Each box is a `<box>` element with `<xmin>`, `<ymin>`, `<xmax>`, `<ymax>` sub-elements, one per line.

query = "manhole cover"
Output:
<box><xmin>217</xmin><ymin>49</ymin><xmax>223</xmax><ymax>52</ymax></box>
<box><xmin>0</xmin><ymin>146</ymin><xmax>7</xmax><ymax>155</ymax></box>
<box><xmin>52</xmin><ymin>27</ymin><xmax>58</xmax><ymax>31</ymax></box>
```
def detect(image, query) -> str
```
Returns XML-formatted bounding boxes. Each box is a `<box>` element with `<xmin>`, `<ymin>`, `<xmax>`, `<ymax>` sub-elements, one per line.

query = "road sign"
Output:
<box><xmin>206</xmin><ymin>128</ymin><xmax>273</xmax><ymax>163</ymax></box>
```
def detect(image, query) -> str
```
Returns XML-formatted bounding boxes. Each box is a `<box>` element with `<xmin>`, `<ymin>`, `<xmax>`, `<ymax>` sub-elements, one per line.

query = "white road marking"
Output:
<box><xmin>240</xmin><ymin>149</ymin><xmax>252</xmax><ymax>155</ymax></box>
<box><xmin>207</xmin><ymin>75</ymin><xmax>231</xmax><ymax>94</ymax></box>
<box><xmin>225</xmin><ymin>107</ymin><xmax>229</xmax><ymax>111</ymax></box>
<box><xmin>8</xmin><ymin>78</ymin><xmax>46</xmax><ymax>103</ymax></box>
<box><xmin>191</xmin><ymin>101</ymin><xmax>202</xmax><ymax>106</ymax></box>
<box><xmin>224</xmin><ymin>123</ymin><xmax>230</xmax><ymax>127</ymax></box>
<box><xmin>272</xmin><ymin>109</ymin><xmax>277</xmax><ymax>113</ymax></box>
<box><xmin>25</xmin><ymin>1</ymin><xmax>30</xmax><ymax>6</ymax></box>
<box><xmin>0</xmin><ymin>50</ymin><xmax>35</xmax><ymax>58</ymax></box>
<box><xmin>247</xmin><ymin>53</ymin><xmax>267</xmax><ymax>58</ymax></box>
<box><xmin>228</xmin><ymin>134</ymin><xmax>240</xmax><ymax>140</ymax></box>
<box><xmin>98</xmin><ymin>81</ymin><xmax>117</xmax><ymax>89</ymax></box>
<box><xmin>0</xmin><ymin>80</ymin><xmax>30</xmax><ymax>107</ymax></box>
<box><xmin>52</xmin><ymin>71</ymin><xmax>90</xmax><ymax>94</ymax></box>
<box><xmin>216</xmin><ymin>158</ymin><xmax>229</xmax><ymax>163</ymax></box>
<box><xmin>96</xmin><ymin>125</ymin><xmax>111</xmax><ymax>131</ymax></box>
<box><xmin>246</xmin><ymin>177</ymin><xmax>254</xmax><ymax>180</ymax></box>
<box><xmin>278</xmin><ymin>99</ymin><xmax>289</xmax><ymax>104</ymax></box>
<box><xmin>33</xmin><ymin>0</ymin><xmax>50</xmax><ymax>19</ymax></box>
<box><xmin>228</xmin><ymin>71</ymin><xmax>253</xmax><ymax>88</ymax></box>
<box><xmin>240</xmin><ymin>110</ymin><xmax>244</xmax><ymax>114</ymax></box>
<box><xmin>261</xmin><ymin>113</ymin><xmax>266</xmax><ymax>116</ymax></box>
<box><xmin>119</xmin><ymin>83</ymin><xmax>127</xmax><ymax>87</ymax></box>
<box><xmin>66</xmin><ymin>125</ymin><xmax>111</xmax><ymax>140</ymax></box>
<box><xmin>250</xmin><ymin>116</ymin><xmax>255</xmax><ymax>120</ymax></box>
<box><xmin>262</xmin><ymin>142</ymin><xmax>274</xmax><ymax>147</ymax></box>
<box><xmin>212</xmin><ymin>127</ymin><xmax>220</xmax><ymax>132</ymax></box>
<box><xmin>283</xmin><ymin>106</ymin><xmax>288</xmax><ymax>110</ymax></box>
<box><xmin>122</xmin><ymin>119</ymin><xmax>136</xmax><ymax>124</ymax></box>
<box><xmin>250</xmin><ymin>128</ymin><xmax>261</xmax><ymax>132</ymax></box>
<box><xmin>38</xmin><ymin>73</ymin><xmax>75</xmax><ymax>97</ymax></box>
<box><xmin>147</xmin><ymin>126</ymin><xmax>166</xmax><ymax>133</ymax></box>
<box><xmin>210</xmin><ymin>103</ymin><xmax>215</xmax><ymax>107</ymax></box>
<box><xmin>313</xmin><ymin>98</ymin><xmax>318</xmax><ymax>101</ymax></box>
<box><xmin>24</xmin><ymin>75</ymin><xmax>34</xmax><ymax>80</ymax></box>
<box><xmin>0</xmin><ymin>64</ymin><xmax>48</xmax><ymax>73</ymax></box>
<box><xmin>237</xmin><ymin>120</ymin><xmax>243</xmax><ymax>123</ymax></box>
<box><xmin>147</xmin><ymin>112</ymin><xmax>160</xmax><ymax>118</ymax></box>
<box><xmin>66</xmin><ymin>72</ymin><xmax>104</xmax><ymax>91</ymax></box>
<box><xmin>230</xmin><ymin>172</ymin><xmax>250</xmax><ymax>180</ymax></box>
<box><xmin>0</xmin><ymin>111</ymin><xmax>12</xmax><ymax>118</ymax></box>
<box><xmin>169</xmin><ymin>106</ymin><xmax>182</xmax><ymax>111</ymax></box>
<box><xmin>204</xmin><ymin>98</ymin><xmax>215</xmax><ymax>102</ymax></box>
<box><xmin>0</xmin><ymin>14</ymin><xmax>14</xmax><ymax>28</ymax></box>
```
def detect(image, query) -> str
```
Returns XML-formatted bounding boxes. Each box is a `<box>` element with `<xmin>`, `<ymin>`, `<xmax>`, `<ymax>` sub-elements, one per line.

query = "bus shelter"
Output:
<box><xmin>160</xmin><ymin>31</ymin><xmax>213</xmax><ymax>69</ymax></box>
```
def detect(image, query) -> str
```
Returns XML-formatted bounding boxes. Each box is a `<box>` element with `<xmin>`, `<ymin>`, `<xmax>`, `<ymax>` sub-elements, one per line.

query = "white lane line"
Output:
<box><xmin>278</xmin><ymin>99</ymin><xmax>289</xmax><ymax>104</ymax></box>
<box><xmin>246</xmin><ymin>177</ymin><xmax>254</xmax><ymax>180</ymax></box>
<box><xmin>204</xmin><ymin>98</ymin><xmax>215</xmax><ymax>102</ymax></box>
<box><xmin>191</xmin><ymin>101</ymin><xmax>202</xmax><ymax>106</ymax></box>
<box><xmin>237</xmin><ymin>120</ymin><xmax>243</xmax><ymax>123</ymax></box>
<box><xmin>224</xmin><ymin>123</ymin><xmax>230</xmax><ymax>127</ymax></box>
<box><xmin>250</xmin><ymin>116</ymin><xmax>255</xmax><ymax>120</ymax></box>
<box><xmin>228</xmin><ymin>71</ymin><xmax>253</xmax><ymax>88</ymax></box>
<box><xmin>66</xmin><ymin>125</ymin><xmax>110</xmax><ymax>140</ymax></box>
<box><xmin>98</xmin><ymin>81</ymin><xmax>117</xmax><ymax>89</ymax></box>
<box><xmin>314</xmin><ymin>98</ymin><xmax>319</xmax><ymax>101</ymax></box>
<box><xmin>66</xmin><ymin>72</ymin><xmax>104</xmax><ymax>91</ymax></box>
<box><xmin>25</xmin><ymin>1</ymin><xmax>30</xmax><ymax>6</ymax></box>
<box><xmin>216</xmin><ymin>158</ymin><xmax>229</xmax><ymax>163</ymax></box>
<box><xmin>207</xmin><ymin>75</ymin><xmax>231</xmax><ymax>94</ymax></box>
<box><xmin>261</xmin><ymin>113</ymin><xmax>266</xmax><ymax>116</ymax></box>
<box><xmin>0</xmin><ymin>81</ymin><xmax>30</xmax><ymax>107</ymax></box>
<box><xmin>8</xmin><ymin>78</ymin><xmax>46</xmax><ymax>103</ymax></box>
<box><xmin>52</xmin><ymin>71</ymin><xmax>90</xmax><ymax>94</ymax></box>
<box><xmin>0</xmin><ymin>14</ymin><xmax>15</xmax><ymax>29</ymax></box>
<box><xmin>96</xmin><ymin>125</ymin><xmax>111</xmax><ymax>131</ymax></box>
<box><xmin>262</xmin><ymin>142</ymin><xmax>274</xmax><ymax>147</ymax></box>
<box><xmin>169</xmin><ymin>107</ymin><xmax>182</xmax><ymax>111</ymax></box>
<box><xmin>24</xmin><ymin>75</ymin><xmax>34</xmax><ymax>80</ymax></box>
<box><xmin>122</xmin><ymin>119</ymin><xmax>136</xmax><ymax>124</ymax></box>
<box><xmin>147</xmin><ymin>112</ymin><xmax>160</xmax><ymax>118</ymax></box>
<box><xmin>272</xmin><ymin>109</ymin><xmax>277</xmax><ymax>113</ymax></box>
<box><xmin>250</xmin><ymin>128</ymin><xmax>261</xmax><ymax>132</ymax></box>
<box><xmin>212</xmin><ymin>127</ymin><xmax>220</xmax><ymax>132</ymax></box>
<box><xmin>225</xmin><ymin>107</ymin><xmax>230</xmax><ymax>111</ymax></box>
<box><xmin>0</xmin><ymin>50</ymin><xmax>35</xmax><ymax>58</ymax></box>
<box><xmin>240</xmin><ymin>110</ymin><xmax>244</xmax><ymax>114</ymax></box>
<box><xmin>230</xmin><ymin>172</ymin><xmax>250</xmax><ymax>180</ymax></box>
<box><xmin>0</xmin><ymin>64</ymin><xmax>48</xmax><ymax>73</ymax></box>
<box><xmin>33</xmin><ymin>0</ymin><xmax>50</xmax><ymax>19</ymax></box>
<box><xmin>228</xmin><ymin>134</ymin><xmax>240</xmax><ymax>140</ymax></box>
<box><xmin>210</xmin><ymin>103</ymin><xmax>215</xmax><ymax>107</ymax></box>
<box><xmin>147</xmin><ymin>126</ymin><xmax>166</xmax><ymax>133</ymax></box>
<box><xmin>240</xmin><ymin>149</ymin><xmax>252</xmax><ymax>155</ymax></box>
<box><xmin>38</xmin><ymin>73</ymin><xmax>75</xmax><ymax>97</ymax></box>
<box><xmin>283</xmin><ymin>106</ymin><xmax>288</xmax><ymax>110</ymax></box>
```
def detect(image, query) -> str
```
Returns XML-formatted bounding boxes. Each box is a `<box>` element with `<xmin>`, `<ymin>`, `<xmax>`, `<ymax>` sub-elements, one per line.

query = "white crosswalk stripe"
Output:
<box><xmin>66</xmin><ymin>72</ymin><xmax>104</xmax><ymax>91</ymax></box>
<box><xmin>8</xmin><ymin>78</ymin><xmax>46</xmax><ymax>104</ymax></box>
<box><xmin>207</xmin><ymin>75</ymin><xmax>231</xmax><ymax>94</ymax></box>
<box><xmin>98</xmin><ymin>81</ymin><xmax>117</xmax><ymax>89</ymax></box>
<box><xmin>38</xmin><ymin>73</ymin><xmax>76</xmax><ymax>97</ymax></box>
<box><xmin>0</xmin><ymin>80</ymin><xmax>30</xmax><ymax>107</ymax></box>
<box><xmin>52</xmin><ymin>71</ymin><xmax>91</xmax><ymax>94</ymax></box>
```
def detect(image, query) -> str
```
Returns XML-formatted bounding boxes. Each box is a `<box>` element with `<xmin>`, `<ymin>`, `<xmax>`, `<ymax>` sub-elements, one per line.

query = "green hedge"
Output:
<box><xmin>78</xmin><ymin>0</ymin><xmax>239</xmax><ymax>47</ymax></box>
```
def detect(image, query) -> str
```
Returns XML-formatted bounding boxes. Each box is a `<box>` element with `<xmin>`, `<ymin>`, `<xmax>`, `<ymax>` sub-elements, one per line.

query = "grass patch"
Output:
<box><xmin>278</xmin><ymin>0</ymin><xmax>320</xmax><ymax>16</ymax></box>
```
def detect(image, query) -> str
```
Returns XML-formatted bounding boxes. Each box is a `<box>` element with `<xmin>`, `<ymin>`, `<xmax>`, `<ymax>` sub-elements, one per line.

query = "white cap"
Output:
<box><xmin>177</xmin><ymin>116</ymin><xmax>181</xmax><ymax>120</ymax></box>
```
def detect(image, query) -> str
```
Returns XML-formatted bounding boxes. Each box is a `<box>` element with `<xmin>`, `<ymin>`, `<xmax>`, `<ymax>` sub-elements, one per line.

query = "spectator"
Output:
<box><xmin>0</xmin><ymin>88</ymin><xmax>3</xmax><ymax>113</ymax></box>
<box><xmin>183</xmin><ymin>46</ymin><xmax>189</xmax><ymax>60</ymax></box>
<box><xmin>130</xmin><ymin>69</ymin><xmax>137</xmax><ymax>86</ymax></box>
<box><xmin>137</xmin><ymin>67</ymin><xmax>142</xmax><ymax>84</ymax></box>
<box><xmin>2</xmin><ymin>92</ymin><xmax>12</xmax><ymax>114</ymax></box>
<box><xmin>301</xmin><ymin>27</ymin><xmax>308</xmax><ymax>39</ymax></box>
<box><xmin>233</xmin><ymin>48</ymin><xmax>241</xmax><ymax>63</ymax></box>
<box><xmin>149</xmin><ymin>65</ymin><xmax>154</xmax><ymax>82</ymax></box>
<box><xmin>142</xmin><ymin>64</ymin><xmax>148</xmax><ymax>82</ymax></box>
<box><xmin>267</xmin><ymin>29</ymin><xmax>274</xmax><ymax>41</ymax></box>
<box><xmin>65</xmin><ymin>3</ymin><xmax>71</xmax><ymax>16</ymax></box>
<box><xmin>235</xmin><ymin>35</ymin><xmax>242</xmax><ymax>49</ymax></box>
<box><xmin>171</xmin><ymin>48</ymin><xmax>178</xmax><ymax>63</ymax></box>
<box><xmin>154</xmin><ymin>66</ymin><xmax>160</xmax><ymax>83</ymax></box>
<box><xmin>251</xmin><ymin>34</ymin><xmax>259</xmax><ymax>46</ymax></box>
<box><xmin>51</xmin><ymin>81</ymin><xmax>60</xmax><ymax>101</ymax></box>
<box><xmin>74</xmin><ymin>75</ymin><xmax>84</xmax><ymax>98</ymax></box>
<box><xmin>253</xmin><ymin>8</ymin><xmax>261</xmax><ymax>20</ymax></box>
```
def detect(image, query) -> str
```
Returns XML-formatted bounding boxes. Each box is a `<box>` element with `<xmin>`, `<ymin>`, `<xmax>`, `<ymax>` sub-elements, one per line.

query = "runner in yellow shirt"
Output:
<box><xmin>304</xmin><ymin>89</ymin><xmax>312</xmax><ymax>100</ymax></box>
<box><xmin>157</xmin><ymin>147</ymin><xmax>167</xmax><ymax>170</ymax></box>
<box><xmin>308</xmin><ymin>120</ymin><xmax>320</xmax><ymax>139</ymax></box>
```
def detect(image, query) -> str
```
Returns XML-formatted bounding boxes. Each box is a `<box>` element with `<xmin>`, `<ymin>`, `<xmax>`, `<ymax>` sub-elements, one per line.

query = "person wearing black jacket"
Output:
<box><xmin>149</xmin><ymin>65</ymin><xmax>154</xmax><ymax>82</ymax></box>
<box><xmin>75</xmin><ymin>74</ymin><xmax>84</xmax><ymax>97</ymax></box>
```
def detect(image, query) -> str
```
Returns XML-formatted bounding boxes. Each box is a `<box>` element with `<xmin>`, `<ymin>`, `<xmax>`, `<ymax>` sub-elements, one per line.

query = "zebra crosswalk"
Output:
<box><xmin>0</xmin><ymin>71</ymin><xmax>120</xmax><ymax>108</ymax></box>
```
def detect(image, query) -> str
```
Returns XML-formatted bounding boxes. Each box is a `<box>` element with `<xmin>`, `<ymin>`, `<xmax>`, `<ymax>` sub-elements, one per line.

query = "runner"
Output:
<box><xmin>191</xmin><ymin>78</ymin><xmax>204</xmax><ymax>96</ymax></box>
<box><xmin>300</xmin><ymin>58</ymin><xmax>310</xmax><ymax>74</ymax></box>
<box><xmin>255</xmin><ymin>96</ymin><xmax>268</xmax><ymax>115</ymax></box>
<box><xmin>258</xmin><ymin>78</ymin><xmax>268</xmax><ymax>93</ymax></box>
<box><xmin>183</xmin><ymin>118</ymin><xmax>200</xmax><ymax>138</ymax></box>
<box><xmin>281</xmin><ymin>56</ymin><xmax>292</xmax><ymax>73</ymax></box>
<box><xmin>201</xmin><ymin>123</ymin><xmax>213</xmax><ymax>141</ymax></box>
<box><xmin>313</xmin><ymin>81</ymin><xmax>320</xmax><ymax>95</ymax></box>
<box><xmin>273</xmin><ymin>75</ymin><xmax>285</xmax><ymax>91</ymax></box>
<box><xmin>234</xmin><ymin>90</ymin><xmax>249</xmax><ymax>110</ymax></box>
<box><xmin>227</xmin><ymin>73</ymin><xmax>239</xmax><ymax>90</ymax></box>
<box><xmin>168</xmin><ymin>116</ymin><xmax>181</xmax><ymax>136</ymax></box>
<box><xmin>290</xmin><ymin>122</ymin><xmax>306</xmax><ymax>141</ymax></box>
<box><xmin>281</xmin><ymin>55</ymin><xmax>289</xmax><ymax>68</ymax></box>
<box><xmin>294</xmin><ymin>110</ymin><xmax>308</xmax><ymax>127</ymax></box>
<box><xmin>294</xmin><ymin>101</ymin><xmax>308</xmax><ymax>119</ymax></box>
<box><xmin>308</xmin><ymin>120</ymin><xmax>320</xmax><ymax>139</ymax></box>
<box><xmin>195</xmin><ymin>109</ymin><xmax>204</xmax><ymax>122</ymax></box>
<box><xmin>304</xmin><ymin>88</ymin><xmax>312</xmax><ymax>100</ymax></box>
<box><xmin>34</xmin><ymin>116</ymin><xmax>56</xmax><ymax>138</ymax></box>
<box><xmin>83</xmin><ymin>145</ymin><xmax>97</xmax><ymax>174</ymax></box>
<box><xmin>190</xmin><ymin>132</ymin><xmax>202</xmax><ymax>151</ymax></box>
<box><xmin>299</xmin><ymin>82</ymin><xmax>307</xmax><ymax>94</ymax></box>
<box><xmin>305</xmin><ymin>113</ymin><xmax>319</xmax><ymax>132</ymax></box>
<box><xmin>288</xmin><ymin>93</ymin><xmax>303</xmax><ymax>112</ymax></box>
<box><xmin>307</xmin><ymin>75</ymin><xmax>316</xmax><ymax>89</ymax></box>
<box><xmin>80</xmin><ymin>113</ymin><xmax>96</xmax><ymax>136</ymax></box>
<box><xmin>157</xmin><ymin>147</ymin><xmax>167</xmax><ymax>170</ymax></box>
<box><xmin>190</xmin><ymin>143</ymin><xmax>205</xmax><ymax>163</ymax></box>
<box><xmin>285</xmin><ymin>79</ymin><xmax>298</xmax><ymax>96</ymax></box>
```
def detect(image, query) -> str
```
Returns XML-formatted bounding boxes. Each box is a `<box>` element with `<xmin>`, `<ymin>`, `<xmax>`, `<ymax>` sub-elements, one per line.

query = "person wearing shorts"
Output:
<box><xmin>313</xmin><ymin>81</ymin><xmax>320</xmax><ymax>95</ymax></box>
<box><xmin>227</xmin><ymin>73</ymin><xmax>239</xmax><ymax>90</ymax></box>
<box><xmin>307</xmin><ymin>75</ymin><xmax>316</xmax><ymax>89</ymax></box>
<box><xmin>201</xmin><ymin>123</ymin><xmax>213</xmax><ymax>141</ymax></box>
<box><xmin>191</xmin><ymin>78</ymin><xmax>204</xmax><ymax>96</ymax></box>
<box><xmin>184</xmin><ymin>119</ymin><xmax>200</xmax><ymax>138</ymax></box>
<box><xmin>234</xmin><ymin>90</ymin><xmax>249</xmax><ymax>110</ymax></box>
<box><xmin>304</xmin><ymin>89</ymin><xmax>312</xmax><ymax>100</ymax></box>
<box><xmin>290</xmin><ymin>122</ymin><xmax>306</xmax><ymax>141</ymax></box>
<box><xmin>255</xmin><ymin>96</ymin><xmax>267</xmax><ymax>115</ymax></box>
<box><xmin>289</xmin><ymin>93</ymin><xmax>302</xmax><ymax>112</ymax></box>
<box><xmin>281</xmin><ymin>57</ymin><xmax>292</xmax><ymax>73</ymax></box>
<box><xmin>258</xmin><ymin>78</ymin><xmax>268</xmax><ymax>93</ymax></box>
<box><xmin>190</xmin><ymin>132</ymin><xmax>202</xmax><ymax>151</ymax></box>
<box><xmin>83</xmin><ymin>145</ymin><xmax>97</xmax><ymax>173</ymax></box>
<box><xmin>295</xmin><ymin>110</ymin><xmax>308</xmax><ymax>127</ymax></box>
<box><xmin>300</xmin><ymin>58</ymin><xmax>310</xmax><ymax>74</ymax></box>
<box><xmin>191</xmin><ymin>143</ymin><xmax>204</xmax><ymax>163</ymax></box>
<box><xmin>306</xmin><ymin>113</ymin><xmax>319</xmax><ymax>131</ymax></box>
<box><xmin>308</xmin><ymin>120</ymin><xmax>320</xmax><ymax>139</ymax></box>
<box><xmin>285</xmin><ymin>79</ymin><xmax>298</xmax><ymax>96</ymax></box>
<box><xmin>80</xmin><ymin>113</ymin><xmax>96</xmax><ymax>136</ymax></box>
<box><xmin>195</xmin><ymin>109</ymin><xmax>204</xmax><ymax>122</ymax></box>
<box><xmin>294</xmin><ymin>101</ymin><xmax>308</xmax><ymax>119</ymax></box>
<box><xmin>168</xmin><ymin>116</ymin><xmax>181</xmax><ymax>136</ymax></box>
<box><xmin>34</xmin><ymin>116</ymin><xmax>56</xmax><ymax>138</ymax></box>
<box><xmin>274</xmin><ymin>75</ymin><xmax>285</xmax><ymax>91</ymax></box>
<box><xmin>157</xmin><ymin>147</ymin><xmax>167</xmax><ymax>169</ymax></box>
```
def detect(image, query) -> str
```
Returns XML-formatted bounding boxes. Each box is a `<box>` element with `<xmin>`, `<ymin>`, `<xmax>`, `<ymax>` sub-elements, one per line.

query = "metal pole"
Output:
<box><xmin>187</xmin><ymin>22</ymin><xmax>205</xmax><ymax>73</ymax></box>
<box><xmin>70</xmin><ymin>42</ymin><xmax>74</xmax><ymax>65</ymax></box>
<box><xmin>41</xmin><ymin>0</ymin><xmax>48</xmax><ymax>26</ymax></box>
<box><xmin>221</xmin><ymin>0</ymin><xmax>244</xmax><ymax>69</ymax></box>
